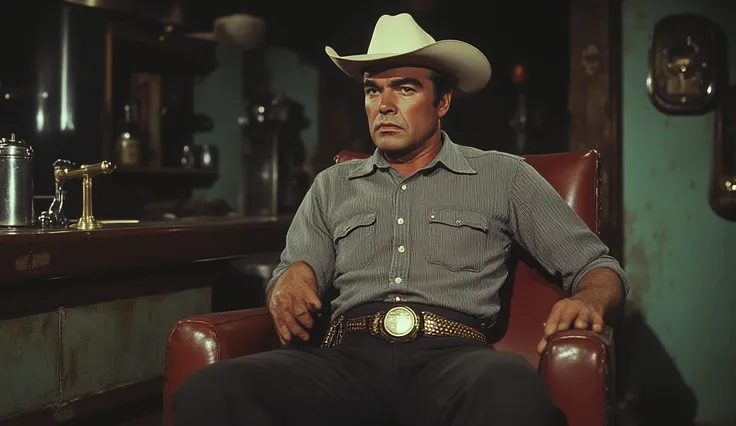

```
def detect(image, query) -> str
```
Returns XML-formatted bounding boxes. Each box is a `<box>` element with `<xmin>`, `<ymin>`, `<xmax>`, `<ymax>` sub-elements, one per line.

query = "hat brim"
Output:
<box><xmin>325</xmin><ymin>40</ymin><xmax>491</xmax><ymax>95</ymax></box>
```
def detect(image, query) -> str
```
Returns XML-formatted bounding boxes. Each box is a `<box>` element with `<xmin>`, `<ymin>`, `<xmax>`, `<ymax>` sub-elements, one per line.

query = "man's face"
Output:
<box><xmin>363</xmin><ymin>66</ymin><xmax>451</xmax><ymax>154</ymax></box>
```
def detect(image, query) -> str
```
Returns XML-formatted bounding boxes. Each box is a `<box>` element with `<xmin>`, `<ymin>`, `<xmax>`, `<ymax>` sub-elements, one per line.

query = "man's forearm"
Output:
<box><xmin>571</xmin><ymin>268</ymin><xmax>624</xmax><ymax>313</ymax></box>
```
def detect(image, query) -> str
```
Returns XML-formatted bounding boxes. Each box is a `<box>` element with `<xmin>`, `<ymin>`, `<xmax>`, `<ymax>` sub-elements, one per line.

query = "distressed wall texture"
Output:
<box><xmin>0</xmin><ymin>288</ymin><xmax>211</xmax><ymax>420</ymax></box>
<box><xmin>622</xmin><ymin>0</ymin><xmax>736</xmax><ymax>424</ymax></box>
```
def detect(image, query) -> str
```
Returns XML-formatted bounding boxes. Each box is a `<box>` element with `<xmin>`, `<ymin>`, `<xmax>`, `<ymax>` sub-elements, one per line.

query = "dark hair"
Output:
<box><xmin>428</xmin><ymin>70</ymin><xmax>452</xmax><ymax>107</ymax></box>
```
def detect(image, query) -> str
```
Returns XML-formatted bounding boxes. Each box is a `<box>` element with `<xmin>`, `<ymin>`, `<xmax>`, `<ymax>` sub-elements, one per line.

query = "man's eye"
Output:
<box><xmin>400</xmin><ymin>87</ymin><xmax>415</xmax><ymax>94</ymax></box>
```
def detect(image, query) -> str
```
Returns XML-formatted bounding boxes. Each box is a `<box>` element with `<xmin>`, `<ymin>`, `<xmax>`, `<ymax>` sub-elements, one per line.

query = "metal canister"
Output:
<box><xmin>0</xmin><ymin>133</ymin><xmax>35</xmax><ymax>226</ymax></box>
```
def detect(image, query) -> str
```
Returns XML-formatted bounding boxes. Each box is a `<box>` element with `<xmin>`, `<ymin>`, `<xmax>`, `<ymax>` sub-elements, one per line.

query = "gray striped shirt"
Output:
<box><xmin>268</xmin><ymin>132</ymin><xmax>629</xmax><ymax>321</ymax></box>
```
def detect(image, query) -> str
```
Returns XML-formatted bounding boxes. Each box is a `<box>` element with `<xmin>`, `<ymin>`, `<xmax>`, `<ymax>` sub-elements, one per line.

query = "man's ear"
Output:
<box><xmin>437</xmin><ymin>91</ymin><xmax>452</xmax><ymax>118</ymax></box>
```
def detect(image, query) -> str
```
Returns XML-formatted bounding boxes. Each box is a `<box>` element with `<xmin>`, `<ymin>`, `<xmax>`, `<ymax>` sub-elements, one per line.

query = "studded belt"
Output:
<box><xmin>322</xmin><ymin>305</ymin><xmax>488</xmax><ymax>347</ymax></box>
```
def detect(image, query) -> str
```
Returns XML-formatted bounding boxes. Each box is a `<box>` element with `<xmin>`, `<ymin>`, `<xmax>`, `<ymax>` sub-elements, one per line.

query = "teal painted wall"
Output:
<box><xmin>193</xmin><ymin>46</ymin><xmax>318</xmax><ymax>212</ymax></box>
<box><xmin>264</xmin><ymin>47</ymin><xmax>320</xmax><ymax>163</ymax></box>
<box><xmin>192</xmin><ymin>45</ymin><xmax>244</xmax><ymax>211</ymax></box>
<box><xmin>622</xmin><ymin>0</ymin><xmax>736</xmax><ymax>424</ymax></box>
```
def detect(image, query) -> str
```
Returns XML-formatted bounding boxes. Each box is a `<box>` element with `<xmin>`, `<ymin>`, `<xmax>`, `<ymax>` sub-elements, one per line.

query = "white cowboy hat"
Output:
<box><xmin>325</xmin><ymin>13</ymin><xmax>491</xmax><ymax>95</ymax></box>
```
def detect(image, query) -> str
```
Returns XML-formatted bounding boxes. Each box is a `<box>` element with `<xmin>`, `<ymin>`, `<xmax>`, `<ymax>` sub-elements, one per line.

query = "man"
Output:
<box><xmin>173</xmin><ymin>13</ymin><xmax>629</xmax><ymax>426</ymax></box>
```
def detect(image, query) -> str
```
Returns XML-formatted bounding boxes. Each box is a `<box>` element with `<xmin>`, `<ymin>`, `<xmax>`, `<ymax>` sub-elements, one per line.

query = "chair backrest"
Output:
<box><xmin>334</xmin><ymin>149</ymin><xmax>600</xmax><ymax>366</ymax></box>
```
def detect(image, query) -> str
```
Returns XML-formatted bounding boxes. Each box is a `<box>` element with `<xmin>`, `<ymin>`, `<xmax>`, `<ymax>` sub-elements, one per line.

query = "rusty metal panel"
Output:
<box><xmin>0</xmin><ymin>312</ymin><xmax>59</xmax><ymax>419</ymax></box>
<box><xmin>60</xmin><ymin>288</ymin><xmax>211</xmax><ymax>400</ymax></box>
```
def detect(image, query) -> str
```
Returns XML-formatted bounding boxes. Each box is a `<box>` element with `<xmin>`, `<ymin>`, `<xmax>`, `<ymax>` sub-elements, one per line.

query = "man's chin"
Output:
<box><xmin>373</xmin><ymin>134</ymin><xmax>411</xmax><ymax>152</ymax></box>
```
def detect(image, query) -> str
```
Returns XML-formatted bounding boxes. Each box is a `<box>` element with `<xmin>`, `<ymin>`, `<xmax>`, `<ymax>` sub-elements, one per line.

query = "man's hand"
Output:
<box><xmin>536</xmin><ymin>297</ymin><xmax>604</xmax><ymax>354</ymax></box>
<box><xmin>267</xmin><ymin>262</ymin><xmax>322</xmax><ymax>345</ymax></box>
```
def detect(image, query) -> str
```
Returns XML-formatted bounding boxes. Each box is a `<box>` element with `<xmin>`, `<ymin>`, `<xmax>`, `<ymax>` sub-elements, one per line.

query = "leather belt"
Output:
<box><xmin>322</xmin><ymin>305</ymin><xmax>487</xmax><ymax>347</ymax></box>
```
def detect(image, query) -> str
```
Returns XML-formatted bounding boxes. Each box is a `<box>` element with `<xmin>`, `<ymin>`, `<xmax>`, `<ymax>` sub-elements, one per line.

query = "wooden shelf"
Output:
<box><xmin>113</xmin><ymin>166</ymin><xmax>219</xmax><ymax>187</ymax></box>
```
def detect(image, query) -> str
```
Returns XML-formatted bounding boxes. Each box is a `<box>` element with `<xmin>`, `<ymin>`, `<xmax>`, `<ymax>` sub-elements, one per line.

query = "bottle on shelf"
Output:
<box><xmin>114</xmin><ymin>100</ymin><xmax>147</xmax><ymax>167</ymax></box>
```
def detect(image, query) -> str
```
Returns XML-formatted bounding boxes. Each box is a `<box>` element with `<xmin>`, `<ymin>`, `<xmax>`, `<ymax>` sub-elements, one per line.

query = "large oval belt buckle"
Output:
<box><xmin>382</xmin><ymin>306</ymin><xmax>420</xmax><ymax>342</ymax></box>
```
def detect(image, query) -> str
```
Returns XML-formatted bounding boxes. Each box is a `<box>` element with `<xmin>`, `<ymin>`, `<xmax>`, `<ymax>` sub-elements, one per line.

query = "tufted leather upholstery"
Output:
<box><xmin>164</xmin><ymin>149</ymin><xmax>614</xmax><ymax>426</ymax></box>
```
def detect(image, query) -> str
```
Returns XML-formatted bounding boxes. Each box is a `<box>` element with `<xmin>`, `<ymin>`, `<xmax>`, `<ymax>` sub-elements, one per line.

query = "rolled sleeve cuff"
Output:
<box><xmin>568</xmin><ymin>255</ymin><xmax>630</xmax><ymax>296</ymax></box>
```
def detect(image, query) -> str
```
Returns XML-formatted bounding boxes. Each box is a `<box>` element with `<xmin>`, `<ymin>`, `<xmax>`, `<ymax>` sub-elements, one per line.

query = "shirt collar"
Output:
<box><xmin>347</xmin><ymin>131</ymin><xmax>477</xmax><ymax>179</ymax></box>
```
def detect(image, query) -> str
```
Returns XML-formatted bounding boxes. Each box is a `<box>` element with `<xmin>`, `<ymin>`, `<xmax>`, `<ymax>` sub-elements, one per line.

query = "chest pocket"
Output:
<box><xmin>333</xmin><ymin>212</ymin><xmax>377</xmax><ymax>273</ymax></box>
<box><xmin>427</xmin><ymin>209</ymin><xmax>489</xmax><ymax>272</ymax></box>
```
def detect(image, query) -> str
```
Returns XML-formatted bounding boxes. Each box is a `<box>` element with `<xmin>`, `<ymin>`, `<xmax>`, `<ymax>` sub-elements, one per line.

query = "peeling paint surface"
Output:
<box><xmin>60</xmin><ymin>288</ymin><xmax>211</xmax><ymax>400</ymax></box>
<box><xmin>623</xmin><ymin>0</ymin><xmax>736</xmax><ymax>423</ymax></box>
<box><xmin>0</xmin><ymin>313</ymin><xmax>59</xmax><ymax>418</ymax></box>
<box><xmin>0</xmin><ymin>287</ymin><xmax>211</xmax><ymax>420</ymax></box>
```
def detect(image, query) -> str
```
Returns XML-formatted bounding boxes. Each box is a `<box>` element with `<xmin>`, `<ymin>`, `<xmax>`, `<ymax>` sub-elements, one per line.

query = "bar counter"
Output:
<box><xmin>0</xmin><ymin>216</ymin><xmax>292</xmax><ymax>283</ymax></box>
<box><xmin>0</xmin><ymin>217</ymin><xmax>292</xmax><ymax>425</ymax></box>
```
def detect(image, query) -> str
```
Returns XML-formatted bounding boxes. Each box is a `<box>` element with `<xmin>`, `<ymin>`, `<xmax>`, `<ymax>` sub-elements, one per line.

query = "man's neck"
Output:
<box><xmin>383</xmin><ymin>131</ymin><xmax>443</xmax><ymax>177</ymax></box>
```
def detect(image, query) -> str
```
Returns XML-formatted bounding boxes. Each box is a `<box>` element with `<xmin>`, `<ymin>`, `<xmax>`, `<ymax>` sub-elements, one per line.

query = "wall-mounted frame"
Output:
<box><xmin>710</xmin><ymin>85</ymin><xmax>736</xmax><ymax>221</ymax></box>
<box><xmin>647</xmin><ymin>14</ymin><xmax>727</xmax><ymax>115</ymax></box>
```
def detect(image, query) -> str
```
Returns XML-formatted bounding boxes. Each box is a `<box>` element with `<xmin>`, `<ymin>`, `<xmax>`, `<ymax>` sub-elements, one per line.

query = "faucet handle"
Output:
<box><xmin>51</xmin><ymin>159</ymin><xmax>116</xmax><ymax>230</ymax></box>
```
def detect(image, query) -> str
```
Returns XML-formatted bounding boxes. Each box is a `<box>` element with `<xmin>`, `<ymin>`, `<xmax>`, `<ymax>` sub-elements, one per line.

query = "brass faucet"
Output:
<box><xmin>54</xmin><ymin>160</ymin><xmax>116</xmax><ymax>230</ymax></box>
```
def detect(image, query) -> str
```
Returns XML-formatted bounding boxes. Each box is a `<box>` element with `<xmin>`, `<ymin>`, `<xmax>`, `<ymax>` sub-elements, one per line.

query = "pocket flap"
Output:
<box><xmin>334</xmin><ymin>212</ymin><xmax>377</xmax><ymax>241</ymax></box>
<box><xmin>428</xmin><ymin>209</ymin><xmax>488</xmax><ymax>233</ymax></box>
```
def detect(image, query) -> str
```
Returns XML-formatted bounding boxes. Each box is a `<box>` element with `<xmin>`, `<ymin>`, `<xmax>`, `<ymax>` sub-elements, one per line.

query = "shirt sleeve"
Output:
<box><xmin>508</xmin><ymin>159</ymin><xmax>630</xmax><ymax>296</ymax></box>
<box><xmin>265</xmin><ymin>172</ymin><xmax>335</xmax><ymax>297</ymax></box>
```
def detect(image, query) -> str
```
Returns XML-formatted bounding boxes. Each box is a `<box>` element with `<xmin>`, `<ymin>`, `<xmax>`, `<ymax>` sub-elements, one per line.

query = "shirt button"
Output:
<box><xmin>397</xmin><ymin>217</ymin><xmax>404</xmax><ymax>225</ymax></box>
<box><xmin>401</xmin><ymin>184</ymin><xmax>407</xmax><ymax>190</ymax></box>
<box><xmin>394</xmin><ymin>277</ymin><xmax>403</xmax><ymax>284</ymax></box>
<box><xmin>398</xmin><ymin>245</ymin><xmax>405</xmax><ymax>253</ymax></box>
<box><xmin>395</xmin><ymin>296</ymin><xmax>401</xmax><ymax>302</ymax></box>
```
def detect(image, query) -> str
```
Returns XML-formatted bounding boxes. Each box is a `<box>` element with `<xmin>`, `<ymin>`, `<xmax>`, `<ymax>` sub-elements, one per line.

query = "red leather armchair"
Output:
<box><xmin>164</xmin><ymin>150</ymin><xmax>615</xmax><ymax>426</ymax></box>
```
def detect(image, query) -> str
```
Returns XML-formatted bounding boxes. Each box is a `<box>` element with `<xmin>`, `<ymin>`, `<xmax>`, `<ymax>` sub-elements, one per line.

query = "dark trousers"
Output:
<box><xmin>172</xmin><ymin>309</ymin><xmax>565</xmax><ymax>426</ymax></box>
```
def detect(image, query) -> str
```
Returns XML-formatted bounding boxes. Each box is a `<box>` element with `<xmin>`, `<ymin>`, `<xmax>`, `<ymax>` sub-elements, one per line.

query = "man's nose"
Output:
<box><xmin>379</xmin><ymin>93</ymin><xmax>397</xmax><ymax>115</ymax></box>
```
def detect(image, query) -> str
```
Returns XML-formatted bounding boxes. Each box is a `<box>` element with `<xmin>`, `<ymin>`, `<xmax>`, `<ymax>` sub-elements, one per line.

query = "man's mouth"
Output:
<box><xmin>377</xmin><ymin>124</ymin><xmax>402</xmax><ymax>131</ymax></box>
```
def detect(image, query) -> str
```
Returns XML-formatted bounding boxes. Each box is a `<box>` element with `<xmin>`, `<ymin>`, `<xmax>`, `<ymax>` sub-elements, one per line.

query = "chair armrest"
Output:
<box><xmin>537</xmin><ymin>326</ymin><xmax>615</xmax><ymax>426</ymax></box>
<box><xmin>163</xmin><ymin>308</ymin><xmax>278</xmax><ymax>426</ymax></box>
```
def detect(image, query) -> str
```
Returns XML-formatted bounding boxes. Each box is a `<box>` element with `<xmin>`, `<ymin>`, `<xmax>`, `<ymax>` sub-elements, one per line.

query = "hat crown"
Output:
<box><xmin>366</xmin><ymin>13</ymin><xmax>436</xmax><ymax>55</ymax></box>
